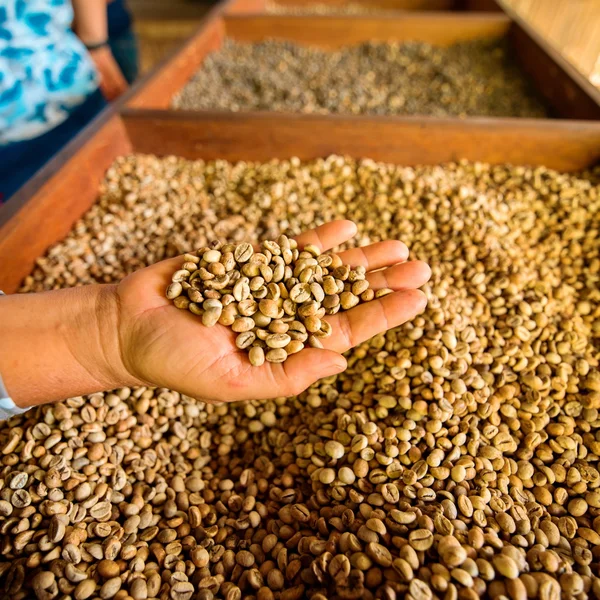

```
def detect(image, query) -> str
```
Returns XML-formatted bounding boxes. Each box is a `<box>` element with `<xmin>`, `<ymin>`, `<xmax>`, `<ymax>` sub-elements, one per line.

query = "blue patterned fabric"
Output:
<box><xmin>0</xmin><ymin>0</ymin><xmax>99</xmax><ymax>144</ymax></box>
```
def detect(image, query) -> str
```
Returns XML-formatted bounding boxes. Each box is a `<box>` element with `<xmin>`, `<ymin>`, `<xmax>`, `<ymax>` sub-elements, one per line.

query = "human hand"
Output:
<box><xmin>89</xmin><ymin>46</ymin><xmax>128</xmax><ymax>101</ymax></box>
<box><xmin>111</xmin><ymin>221</ymin><xmax>431</xmax><ymax>403</ymax></box>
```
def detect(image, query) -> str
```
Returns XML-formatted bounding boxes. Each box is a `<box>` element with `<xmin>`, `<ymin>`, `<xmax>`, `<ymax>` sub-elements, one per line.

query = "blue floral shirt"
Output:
<box><xmin>0</xmin><ymin>0</ymin><xmax>99</xmax><ymax>144</ymax></box>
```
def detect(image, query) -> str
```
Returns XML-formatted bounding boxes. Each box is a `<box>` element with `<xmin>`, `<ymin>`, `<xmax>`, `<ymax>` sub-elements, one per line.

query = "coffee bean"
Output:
<box><xmin>236</xmin><ymin>331</ymin><xmax>257</xmax><ymax>349</ymax></box>
<box><xmin>99</xmin><ymin>577</ymin><xmax>122</xmax><ymax>599</ymax></box>
<box><xmin>409</xmin><ymin>529</ymin><xmax>434</xmax><ymax>551</ymax></box>
<box><xmin>232</xmin><ymin>317</ymin><xmax>256</xmax><ymax>333</ymax></box>
<box><xmin>166</xmin><ymin>282</ymin><xmax>183</xmax><ymax>300</ymax></box>
<box><xmin>234</xmin><ymin>243</ymin><xmax>254</xmax><ymax>263</ymax></box>
<box><xmin>265</xmin><ymin>333</ymin><xmax>291</xmax><ymax>349</ymax></box>
<box><xmin>325</xmin><ymin>440</ymin><xmax>344</xmax><ymax>460</ymax></box>
<box><xmin>266</xmin><ymin>348</ymin><xmax>287</xmax><ymax>363</ymax></box>
<box><xmin>366</xmin><ymin>542</ymin><xmax>392</xmax><ymax>567</ymax></box>
<box><xmin>249</xmin><ymin>346</ymin><xmax>266</xmax><ymax>367</ymax></box>
<box><xmin>74</xmin><ymin>580</ymin><xmax>96</xmax><ymax>600</ymax></box>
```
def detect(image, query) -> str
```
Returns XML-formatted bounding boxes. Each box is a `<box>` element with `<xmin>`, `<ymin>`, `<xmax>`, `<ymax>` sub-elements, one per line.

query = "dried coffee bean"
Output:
<box><xmin>266</xmin><ymin>348</ymin><xmax>287</xmax><ymax>363</ymax></box>
<box><xmin>236</xmin><ymin>332</ymin><xmax>256</xmax><ymax>349</ymax></box>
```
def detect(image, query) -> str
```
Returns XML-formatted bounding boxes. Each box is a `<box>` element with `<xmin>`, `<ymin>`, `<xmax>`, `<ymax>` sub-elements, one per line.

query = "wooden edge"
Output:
<box><xmin>224</xmin><ymin>13</ymin><xmax>512</xmax><ymax>47</ymax></box>
<box><xmin>121</xmin><ymin>109</ymin><xmax>600</xmax><ymax>172</ymax></box>
<box><xmin>222</xmin><ymin>0</ymin><xmax>504</xmax><ymax>13</ymax></box>
<box><xmin>499</xmin><ymin>1</ymin><xmax>600</xmax><ymax>120</ymax></box>
<box><xmin>244</xmin><ymin>0</ymin><xmax>456</xmax><ymax>9</ymax></box>
<box><xmin>460</xmin><ymin>0</ymin><xmax>502</xmax><ymax>11</ymax></box>
<box><xmin>0</xmin><ymin>116</ymin><xmax>132</xmax><ymax>293</ymax></box>
<box><xmin>125</xmin><ymin>8</ymin><xmax>226</xmax><ymax>110</ymax></box>
<box><xmin>223</xmin><ymin>0</ymin><xmax>267</xmax><ymax>15</ymax></box>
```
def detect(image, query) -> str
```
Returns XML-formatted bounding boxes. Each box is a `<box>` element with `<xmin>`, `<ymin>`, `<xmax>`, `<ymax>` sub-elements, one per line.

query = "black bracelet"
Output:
<box><xmin>85</xmin><ymin>40</ymin><xmax>108</xmax><ymax>51</ymax></box>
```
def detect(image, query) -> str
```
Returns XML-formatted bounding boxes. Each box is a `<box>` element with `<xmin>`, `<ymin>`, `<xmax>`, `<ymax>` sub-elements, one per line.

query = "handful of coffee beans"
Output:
<box><xmin>166</xmin><ymin>235</ymin><xmax>390</xmax><ymax>365</ymax></box>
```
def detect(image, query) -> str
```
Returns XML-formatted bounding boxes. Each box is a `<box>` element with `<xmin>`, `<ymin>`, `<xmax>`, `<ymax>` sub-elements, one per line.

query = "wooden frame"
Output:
<box><xmin>1</xmin><ymin>110</ymin><xmax>599</xmax><ymax>293</ymax></box>
<box><xmin>223</xmin><ymin>0</ymin><xmax>504</xmax><ymax>15</ymax></box>
<box><xmin>126</xmin><ymin>12</ymin><xmax>600</xmax><ymax>121</ymax></box>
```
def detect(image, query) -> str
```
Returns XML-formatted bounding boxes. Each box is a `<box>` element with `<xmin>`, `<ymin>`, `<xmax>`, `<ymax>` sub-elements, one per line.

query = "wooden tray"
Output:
<box><xmin>224</xmin><ymin>0</ymin><xmax>503</xmax><ymax>15</ymax></box>
<box><xmin>1</xmin><ymin>110</ymin><xmax>599</xmax><ymax>293</ymax></box>
<box><xmin>125</xmin><ymin>12</ymin><xmax>600</xmax><ymax>121</ymax></box>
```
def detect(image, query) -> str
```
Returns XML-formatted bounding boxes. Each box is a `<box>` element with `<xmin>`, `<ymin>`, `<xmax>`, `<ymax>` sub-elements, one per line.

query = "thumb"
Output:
<box><xmin>276</xmin><ymin>349</ymin><xmax>347</xmax><ymax>397</ymax></box>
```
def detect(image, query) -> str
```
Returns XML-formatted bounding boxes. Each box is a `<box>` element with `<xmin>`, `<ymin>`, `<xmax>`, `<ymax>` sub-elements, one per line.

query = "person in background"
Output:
<box><xmin>0</xmin><ymin>0</ymin><xmax>128</xmax><ymax>204</ymax></box>
<box><xmin>106</xmin><ymin>0</ymin><xmax>139</xmax><ymax>85</ymax></box>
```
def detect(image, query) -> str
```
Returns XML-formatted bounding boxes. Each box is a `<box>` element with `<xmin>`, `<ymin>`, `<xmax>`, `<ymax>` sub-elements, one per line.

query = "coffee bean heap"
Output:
<box><xmin>173</xmin><ymin>38</ymin><xmax>549</xmax><ymax>119</ymax></box>
<box><xmin>166</xmin><ymin>237</ymin><xmax>389</xmax><ymax>366</ymax></box>
<box><xmin>4</xmin><ymin>154</ymin><xmax>600</xmax><ymax>600</ymax></box>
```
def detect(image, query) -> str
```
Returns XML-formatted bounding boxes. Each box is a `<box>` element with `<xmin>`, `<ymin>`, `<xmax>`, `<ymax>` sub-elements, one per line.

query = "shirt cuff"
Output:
<box><xmin>0</xmin><ymin>373</ymin><xmax>30</xmax><ymax>421</ymax></box>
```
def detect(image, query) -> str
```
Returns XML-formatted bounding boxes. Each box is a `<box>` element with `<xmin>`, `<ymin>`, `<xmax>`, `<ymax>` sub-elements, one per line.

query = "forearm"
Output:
<box><xmin>72</xmin><ymin>0</ymin><xmax>109</xmax><ymax>45</ymax></box>
<box><xmin>0</xmin><ymin>285</ymin><xmax>133</xmax><ymax>408</ymax></box>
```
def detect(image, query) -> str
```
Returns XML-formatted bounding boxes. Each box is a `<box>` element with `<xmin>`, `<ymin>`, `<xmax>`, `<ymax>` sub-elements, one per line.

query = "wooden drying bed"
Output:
<box><xmin>1</xmin><ymin>111</ymin><xmax>599</xmax><ymax>293</ymax></box>
<box><xmin>126</xmin><ymin>12</ymin><xmax>600</xmax><ymax>121</ymax></box>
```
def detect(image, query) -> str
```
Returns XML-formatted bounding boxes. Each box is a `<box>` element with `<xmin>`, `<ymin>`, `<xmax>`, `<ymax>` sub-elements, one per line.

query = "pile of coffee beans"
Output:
<box><xmin>173</xmin><ymin>38</ymin><xmax>549</xmax><ymax>119</ymax></box>
<box><xmin>166</xmin><ymin>237</ymin><xmax>387</xmax><ymax>365</ymax></box>
<box><xmin>4</xmin><ymin>154</ymin><xmax>599</xmax><ymax>599</ymax></box>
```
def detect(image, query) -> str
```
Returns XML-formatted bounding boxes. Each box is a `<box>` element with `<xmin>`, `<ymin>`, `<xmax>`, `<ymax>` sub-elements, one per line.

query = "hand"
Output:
<box><xmin>112</xmin><ymin>221</ymin><xmax>431</xmax><ymax>403</ymax></box>
<box><xmin>89</xmin><ymin>46</ymin><xmax>128</xmax><ymax>101</ymax></box>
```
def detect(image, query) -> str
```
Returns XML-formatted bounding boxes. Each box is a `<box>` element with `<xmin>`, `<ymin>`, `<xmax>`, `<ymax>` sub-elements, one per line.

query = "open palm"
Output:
<box><xmin>114</xmin><ymin>221</ymin><xmax>430</xmax><ymax>402</ymax></box>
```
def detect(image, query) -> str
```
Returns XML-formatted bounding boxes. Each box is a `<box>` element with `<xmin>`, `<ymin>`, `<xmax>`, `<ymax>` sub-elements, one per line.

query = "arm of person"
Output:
<box><xmin>0</xmin><ymin>222</ymin><xmax>430</xmax><ymax>412</ymax></box>
<box><xmin>0</xmin><ymin>284</ymin><xmax>134</xmax><ymax>409</ymax></box>
<box><xmin>72</xmin><ymin>0</ymin><xmax>128</xmax><ymax>101</ymax></box>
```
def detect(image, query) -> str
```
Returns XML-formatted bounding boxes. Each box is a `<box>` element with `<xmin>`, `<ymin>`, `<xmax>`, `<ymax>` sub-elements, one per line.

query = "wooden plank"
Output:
<box><xmin>122</xmin><ymin>109</ymin><xmax>600</xmax><ymax>171</ymax></box>
<box><xmin>225</xmin><ymin>0</ymin><xmax>268</xmax><ymax>14</ymax></box>
<box><xmin>503</xmin><ymin>4</ymin><xmax>600</xmax><ymax>119</ymax></box>
<box><xmin>503</xmin><ymin>0</ymin><xmax>600</xmax><ymax>80</ymax></box>
<box><xmin>223</xmin><ymin>0</ymin><xmax>504</xmax><ymax>13</ymax></box>
<box><xmin>128</xmin><ymin>0</ymin><xmax>218</xmax><ymax>19</ymax></box>
<box><xmin>461</xmin><ymin>0</ymin><xmax>502</xmax><ymax>11</ymax></box>
<box><xmin>0</xmin><ymin>117</ymin><xmax>132</xmax><ymax>294</ymax></box>
<box><xmin>224</xmin><ymin>14</ymin><xmax>511</xmax><ymax>47</ymax></box>
<box><xmin>266</xmin><ymin>0</ymin><xmax>455</xmax><ymax>9</ymax></box>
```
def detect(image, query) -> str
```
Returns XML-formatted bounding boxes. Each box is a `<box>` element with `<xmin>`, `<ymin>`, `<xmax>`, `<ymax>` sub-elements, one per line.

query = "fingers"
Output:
<box><xmin>367</xmin><ymin>260</ymin><xmax>431</xmax><ymax>291</ymax></box>
<box><xmin>275</xmin><ymin>349</ymin><xmax>348</xmax><ymax>396</ymax></box>
<box><xmin>146</xmin><ymin>256</ymin><xmax>187</xmax><ymax>281</ymax></box>
<box><xmin>220</xmin><ymin>349</ymin><xmax>347</xmax><ymax>401</ymax></box>
<box><xmin>131</xmin><ymin>256</ymin><xmax>188</xmax><ymax>301</ymax></box>
<box><xmin>337</xmin><ymin>240</ymin><xmax>409</xmax><ymax>271</ymax></box>
<box><xmin>323</xmin><ymin>289</ymin><xmax>428</xmax><ymax>353</ymax></box>
<box><xmin>294</xmin><ymin>220</ymin><xmax>357</xmax><ymax>252</ymax></box>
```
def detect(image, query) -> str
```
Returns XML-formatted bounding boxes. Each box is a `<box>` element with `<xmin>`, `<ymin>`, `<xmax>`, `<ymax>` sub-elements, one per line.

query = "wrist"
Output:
<box><xmin>65</xmin><ymin>284</ymin><xmax>141</xmax><ymax>395</ymax></box>
<box><xmin>0</xmin><ymin>285</ymin><xmax>139</xmax><ymax>409</ymax></box>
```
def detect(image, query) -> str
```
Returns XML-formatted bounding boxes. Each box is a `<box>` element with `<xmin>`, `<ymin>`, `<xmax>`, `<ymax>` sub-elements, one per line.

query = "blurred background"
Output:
<box><xmin>130</xmin><ymin>0</ymin><xmax>600</xmax><ymax>85</ymax></box>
